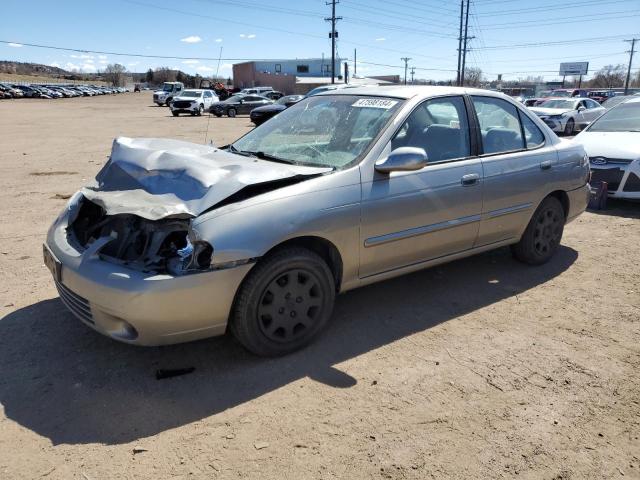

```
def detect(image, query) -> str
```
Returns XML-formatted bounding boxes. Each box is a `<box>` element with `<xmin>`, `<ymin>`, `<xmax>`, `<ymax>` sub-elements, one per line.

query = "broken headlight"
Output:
<box><xmin>167</xmin><ymin>236</ymin><xmax>214</xmax><ymax>276</ymax></box>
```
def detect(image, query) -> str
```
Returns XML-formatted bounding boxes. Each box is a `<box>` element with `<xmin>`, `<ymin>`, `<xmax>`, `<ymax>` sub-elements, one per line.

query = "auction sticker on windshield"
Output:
<box><xmin>352</xmin><ymin>98</ymin><xmax>399</xmax><ymax>109</ymax></box>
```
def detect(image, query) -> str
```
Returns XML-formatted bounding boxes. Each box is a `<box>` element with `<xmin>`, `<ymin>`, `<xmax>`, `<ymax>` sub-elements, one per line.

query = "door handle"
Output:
<box><xmin>540</xmin><ymin>160</ymin><xmax>553</xmax><ymax>170</ymax></box>
<box><xmin>461</xmin><ymin>173</ymin><xmax>480</xmax><ymax>186</ymax></box>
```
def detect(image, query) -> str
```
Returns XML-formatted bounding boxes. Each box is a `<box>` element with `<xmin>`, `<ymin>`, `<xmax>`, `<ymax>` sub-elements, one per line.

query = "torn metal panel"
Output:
<box><xmin>81</xmin><ymin>137</ymin><xmax>332</xmax><ymax>220</ymax></box>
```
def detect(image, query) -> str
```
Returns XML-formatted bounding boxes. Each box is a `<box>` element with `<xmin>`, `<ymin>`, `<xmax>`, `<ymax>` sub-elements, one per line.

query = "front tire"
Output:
<box><xmin>197</xmin><ymin>104</ymin><xmax>204</xmax><ymax>116</ymax></box>
<box><xmin>511</xmin><ymin>196</ymin><xmax>565</xmax><ymax>265</ymax></box>
<box><xmin>563</xmin><ymin>118</ymin><xmax>575</xmax><ymax>136</ymax></box>
<box><xmin>230</xmin><ymin>247</ymin><xmax>336</xmax><ymax>356</ymax></box>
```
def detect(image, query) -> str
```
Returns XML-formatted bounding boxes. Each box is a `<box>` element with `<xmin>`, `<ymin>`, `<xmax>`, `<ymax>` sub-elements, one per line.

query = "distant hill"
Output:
<box><xmin>0</xmin><ymin>61</ymin><xmax>73</xmax><ymax>77</ymax></box>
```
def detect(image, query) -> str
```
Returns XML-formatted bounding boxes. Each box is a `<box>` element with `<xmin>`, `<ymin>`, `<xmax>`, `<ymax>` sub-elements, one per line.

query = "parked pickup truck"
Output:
<box><xmin>153</xmin><ymin>82</ymin><xmax>184</xmax><ymax>106</ymax></box>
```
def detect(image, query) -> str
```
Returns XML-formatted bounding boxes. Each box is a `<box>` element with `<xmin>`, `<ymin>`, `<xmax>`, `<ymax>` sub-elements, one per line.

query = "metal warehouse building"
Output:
<box><xmin>233</xmin><ymin>57</ymin><xmax>345</xmax><ymax>93</ymax></box>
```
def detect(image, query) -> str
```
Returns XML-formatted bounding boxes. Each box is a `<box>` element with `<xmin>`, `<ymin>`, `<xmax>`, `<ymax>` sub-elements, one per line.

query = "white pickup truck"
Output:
<box><xmin>153</xmin><ymin>82</ymin><xmax>184</xmax><ymax>106</ymax></box>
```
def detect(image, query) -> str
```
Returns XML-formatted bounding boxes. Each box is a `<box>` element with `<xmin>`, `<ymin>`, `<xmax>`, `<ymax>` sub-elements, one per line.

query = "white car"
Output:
<box><xmin>575</xmin><ymin>97</ymin><xmax>640</xmax><ymax>200</ymax></box>
<box><xmin>529</xmin><ymin>98</ymin><xmax>605</xmax><ymax>135</ymax></box>
<box><xmin>170</xmin><ymin>89</ymin><xmax>219</xmax><ymax>116</ymax></box>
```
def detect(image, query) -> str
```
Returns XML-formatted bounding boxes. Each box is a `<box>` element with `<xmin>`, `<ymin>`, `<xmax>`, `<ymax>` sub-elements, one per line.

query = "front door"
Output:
<box><xmin>359</xmin><ymin>95</ymin><xmax>483</xmax><ymax>278</ymax></box>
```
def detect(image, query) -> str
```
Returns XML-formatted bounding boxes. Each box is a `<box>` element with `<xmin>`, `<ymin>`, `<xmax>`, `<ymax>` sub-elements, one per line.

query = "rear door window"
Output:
<box><xmin>472</xmin><ymin>96</ymin><xmax>525</xmax><ymax>154</ymax></box>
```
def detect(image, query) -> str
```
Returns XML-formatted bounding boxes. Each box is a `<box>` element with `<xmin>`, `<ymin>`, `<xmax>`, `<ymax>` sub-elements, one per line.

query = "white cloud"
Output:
<box><xmin>182</xmin><ymin>59</ymin><xmax>200</xmax><ymax>65</ymax></box>
<box><xmin>247</xmin><ymin>34</ymin><xmax>256</xmax><ymax>39</ymax></box>
<box><xmin>219</xmin><ymin>63</ymin><xmax>233</xmax><ymax>72</ymax></box>
<box><xmin>86</xmin><ymin>58</ymin><xmax>95</xmax><ymax>63</ymax></box>
<box><xmin>239</xmin><ymin>34</ymin><xmax>256</xmax><ymax>39</ymax></box>
<box><xmin>50</xmin><ymin>62</ymin><xmax>60</xmax><ymax>68</ymax></box>
<box><xmin>239</xmin><ymin>34</ymin><xmax>245</xmax><ymax>38</ymax></box>
<box><xmin>215</xmin><ymin>38</ymin><xmax>223</xmax><ymax>43</ymax></box>
<box><xmin>99</xmin><ymin>60</ymin><xmax>108</xmax><ymax>65</ymax></box>
<box><xmin>180</xmin><ymin>35</ymin><xmax>202</xmax><ymax>43</ymax></box>
<box><xmin>64</xmin><ymin>61</ymin><xmax>96</xmax><ymax>72</ymax></box>
<box><xmin>70</xmin><ymin>54</ymin><xmax>94</xmax><ymax>59</ymax></box>
<box><xmin>195</xmin><ymin>65</ymin><xmax>215</xmax><ymax>73</ymax></box>
<box><xmin>98</xmin><ymin>55</ymin><xmax>107</xmax><ymax>59</ymax></box>
<box><xmin>8</xmin><ymin>42</ymin><xmax>23</xmax><ymax>48</ymax></box>
<box><xmin>128</xmin><ymin>61</ymin><xmax>140</xmax><ymax>66</ymax></box>
<box><xmin>375</xmin><ymin>37</ymin><xmax>386</xmax><ymax>42</ymax></box>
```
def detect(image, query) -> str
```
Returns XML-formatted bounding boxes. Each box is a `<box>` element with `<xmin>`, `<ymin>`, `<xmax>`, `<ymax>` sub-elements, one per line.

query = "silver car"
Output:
<box><xmin>44</xmin><ymin>87</ymin><xmax>590</xmax><ymax>356</ymax></box>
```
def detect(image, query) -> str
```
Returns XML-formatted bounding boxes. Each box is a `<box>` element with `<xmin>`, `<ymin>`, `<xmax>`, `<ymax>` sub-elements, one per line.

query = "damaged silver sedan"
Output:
<box><xmin>45</xmin><ymin>87</ymin><xmax>590</xmax><ymax>356</ymax></box>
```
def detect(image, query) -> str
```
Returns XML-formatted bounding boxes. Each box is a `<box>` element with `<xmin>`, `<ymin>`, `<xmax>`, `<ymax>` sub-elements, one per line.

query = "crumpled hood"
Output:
<box><xmin>80</xmin><ymin>137</ymin><xmax>332</xmax><ymax>220</ymax></box>
<box><xmin>529</xmin><ymin>107</ymin><xmax>573</xmax><ymax>117</ymax></box>
<box><xmin>575</xmin><ymin>131</ymin><xmax>640</xmax><ymax>160</ymax></box>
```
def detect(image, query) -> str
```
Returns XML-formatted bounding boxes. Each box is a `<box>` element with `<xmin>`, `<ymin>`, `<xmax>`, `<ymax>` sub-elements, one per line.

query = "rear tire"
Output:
<box><xmin>228</xmin><ymin>108</ymin><xmax>237</xmax><ymax>118</ymax></box>
<box><xmin>511</xmin><ymin>196</ymin><xmax>565</xmax><ymax>265</ymax></box>
<box><xmin>230</xmin><ymin>247</ymin><xmax>336</xmax><ymax>356</ymax></box>
<box><xmin>172</xmin><ymin>111</ymin><xmax>179</xmax><ymax>117</ymax></box>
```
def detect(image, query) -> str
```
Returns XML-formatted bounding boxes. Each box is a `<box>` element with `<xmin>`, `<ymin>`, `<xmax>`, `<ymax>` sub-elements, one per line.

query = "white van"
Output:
<box><xmin>239</xmin><ymin>86</ymin><xmax>274</xmax><ymax>95</ymax></box>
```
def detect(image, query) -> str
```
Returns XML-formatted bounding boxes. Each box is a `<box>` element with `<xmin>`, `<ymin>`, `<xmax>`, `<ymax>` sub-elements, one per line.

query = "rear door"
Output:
<box><xmin>240</xmin><ymin>96</ymin><xmax>265</xmax><ymax>114</ymax></box>
<box><xmin>471</xmin><ymin>95</ymin><xmax>555</xmax><ymax>246</ymax></box>
<box><xmin>359</xmin><ymin>95</ymin><xmax>484</xmax><ymax>277</ymax></box>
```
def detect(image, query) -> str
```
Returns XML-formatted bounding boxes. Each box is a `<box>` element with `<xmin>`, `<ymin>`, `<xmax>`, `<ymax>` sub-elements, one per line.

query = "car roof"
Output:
<box><xmin>316</xmin><ymin>85</ymin><xmax>514</xmax><ymax>100</ymax></box>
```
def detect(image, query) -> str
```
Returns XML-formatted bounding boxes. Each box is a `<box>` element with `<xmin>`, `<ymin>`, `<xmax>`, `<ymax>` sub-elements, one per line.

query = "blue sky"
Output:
<box><xmin>1</xmin><ymin>0</ymin><xmax>639</xmax><ymax>82</ymax></box>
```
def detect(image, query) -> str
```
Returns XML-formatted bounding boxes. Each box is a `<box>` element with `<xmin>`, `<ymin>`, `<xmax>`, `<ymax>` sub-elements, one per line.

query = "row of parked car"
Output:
<box><xmin>0</xmin><ymin>83</ymin><xmax>130</xmax><ymax>99</ymax></box>
<box><xmin>520</xmin><ymin>90</ymin><xmax>640</xmax><ymax>136</ymax></box>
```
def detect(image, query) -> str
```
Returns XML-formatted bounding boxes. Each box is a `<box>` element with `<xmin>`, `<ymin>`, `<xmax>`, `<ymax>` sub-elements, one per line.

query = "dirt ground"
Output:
<box><xmin>0</xmin><ymin>92</ymin><xmax>638</xmax><ymax>480</ymax></box>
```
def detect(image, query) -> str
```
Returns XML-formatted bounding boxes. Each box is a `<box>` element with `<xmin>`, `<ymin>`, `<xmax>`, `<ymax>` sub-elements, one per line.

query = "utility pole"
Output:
<box><xmin>325</xmin><ymin>0</ymin><xmax>342</xmax><ymax>84</ymax></box>
<box><xmin>460</xmin><ymin>0</ymin><xmax>474</xmax><ymax>87</ymax></box>
<box><xmin>624</xmin><ymin>38</ymin><xmax>638</xmax><ymax>95</ymax></box>
<box><xmin>456</xmin><ymin>0</ymin><xmax>464</xmax><ymax>86</ymax></box>
<box><xmin>410</xmin><ymin>67</ymin><xmax>415</xmax><ymax>84</ymax></box>
<box><xmin>401</xmin><ymin>57</ymin><xmax>411</xmax><ymax>85</ymax></box>
<box><xmin>354</xmin><ymin>48</ymin><xmax>357</xmax><ymax>76</ymax></box>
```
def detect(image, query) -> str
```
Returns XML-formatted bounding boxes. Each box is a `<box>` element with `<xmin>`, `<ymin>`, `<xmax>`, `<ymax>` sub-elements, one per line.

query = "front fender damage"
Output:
<box><xmin>66</xmin><ymin>137</ymin><xmax>328</xmax><ymax>274</ymax></box>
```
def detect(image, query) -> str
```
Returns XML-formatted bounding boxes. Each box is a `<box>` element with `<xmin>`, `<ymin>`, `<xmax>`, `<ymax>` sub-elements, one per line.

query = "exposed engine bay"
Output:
<box><xmin>69</xmin><ymin>197</ymin><xmax>212</xmax><ymax>275</ymax></box>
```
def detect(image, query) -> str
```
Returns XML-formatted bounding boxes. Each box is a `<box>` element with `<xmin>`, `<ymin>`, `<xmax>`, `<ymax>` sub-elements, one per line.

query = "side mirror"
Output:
<box><xmin>375</xmin><ymin>147</ymin><xmax>428</xmax><ymax>174</ymax></box>
<box><xmin>577</xmin><ymin>106</ymin><xmax>586</xmax><ymax>112</ymax></box>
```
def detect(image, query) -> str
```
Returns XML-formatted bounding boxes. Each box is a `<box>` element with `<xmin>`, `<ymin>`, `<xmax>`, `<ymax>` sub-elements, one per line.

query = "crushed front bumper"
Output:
<box><xmin>45</xmin><ymin>211</ymin><xmax>254</xmax><ymax>346</ymax></box>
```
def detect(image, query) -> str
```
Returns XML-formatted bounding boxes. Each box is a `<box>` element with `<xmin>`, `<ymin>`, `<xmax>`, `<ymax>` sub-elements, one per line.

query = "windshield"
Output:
<box><xmin>277</xmin><ymin>96</ymin><xmax>296</xmax><ymax>105</ymax></box>
<box><xmin>587</xmin><ymin>102</ymin><xmax>640</xmax><ymax>132</ymax></box>
<box><xmin>231</xmin><ymin>95</ymin><xmax>402</xmax><ymax>168</ymax></box>
<box><xmin>180</xmin><ymin>90</ymin><xmax>201</xmax><ymax>98</ymax></box>
<box><xmin>549</xmin><ymin>90</ymin><xmax>571</xmax><ymax>97</ymax></box>
<box><xmin>539</xmin><ymin>99</ymin><xmax>577</xmax><ymax>109</ymax></box>
<box><xmin>162</xmin><ymin>83</ymin><xmax>174</xmax><ymax>92</ymax></box>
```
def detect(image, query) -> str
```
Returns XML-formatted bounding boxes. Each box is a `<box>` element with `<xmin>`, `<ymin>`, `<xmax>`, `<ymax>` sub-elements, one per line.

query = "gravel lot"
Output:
<box><xmin>0</xmin><ymin>92</ymin><xmax>639</xmax><ymax>480</ymax></box>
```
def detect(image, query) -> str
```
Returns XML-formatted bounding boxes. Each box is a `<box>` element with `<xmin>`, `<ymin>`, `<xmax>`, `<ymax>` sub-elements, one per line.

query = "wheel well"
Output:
<box><xmin>266</xmin><ymin>236</ymin><xmax>343</xmax><ymax>292</ymax></box>
<box><xmin>548</xmin><ymin>190</ymin><xmax>569</xmax><ymax>218</ymax></box>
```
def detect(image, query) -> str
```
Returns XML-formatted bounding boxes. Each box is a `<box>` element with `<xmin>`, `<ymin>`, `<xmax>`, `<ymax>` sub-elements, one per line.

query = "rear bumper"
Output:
<box><xmin>566</xmin><ymin>183</ymin><xmax>590</xmax><ymax>223</ymax></box>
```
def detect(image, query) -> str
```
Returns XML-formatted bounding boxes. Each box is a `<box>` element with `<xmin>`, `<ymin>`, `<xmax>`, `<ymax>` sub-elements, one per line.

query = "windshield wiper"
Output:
<box><xmin>239</xmin><ymin>150</ymin><xmax>297</xmax><ymax>165</ymax></box>
<box><xmin>223</xmin><ymin>144</ymin><xmax>253</xmax><ymax>157</ymax></box>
